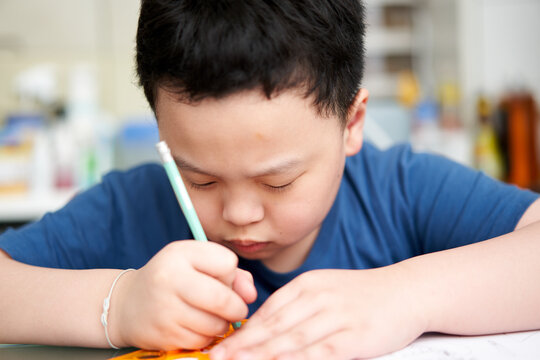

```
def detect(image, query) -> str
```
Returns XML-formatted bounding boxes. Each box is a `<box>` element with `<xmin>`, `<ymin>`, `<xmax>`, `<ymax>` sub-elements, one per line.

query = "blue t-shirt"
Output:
<box><xmin>0</xmin><ymin>143</ymin><xmax>537</xmax><ymax>314</ymax></box>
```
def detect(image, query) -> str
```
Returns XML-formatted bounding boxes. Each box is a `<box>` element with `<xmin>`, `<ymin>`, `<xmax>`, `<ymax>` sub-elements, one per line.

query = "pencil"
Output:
<box><xmin>156</xmin><ymin>140</ymin><xmax>242</xmax><ymax>329</ymax></box>
<box><xmin>156</xmin><ymin>140</ymin><xmax>207</xmax><ymax>241</ymax></box>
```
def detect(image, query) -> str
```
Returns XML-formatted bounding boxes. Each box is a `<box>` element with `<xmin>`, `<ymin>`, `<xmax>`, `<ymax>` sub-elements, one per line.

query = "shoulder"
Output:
<box><xmin>93</xmin><ymin>163</ymin><xmax>168</xmax><ymax>200</ymax></box>
<box><xmin>100</xmin><ymin>162</ymin><xmax>167</xmax><ymax>189</ymax></box>
<box><xmin>342</xmin><ymin>141</ymin><xmax>506</xmax><ymax>216</ymax></box>
<box><xmin>65</xmin><ymin>162</ymin><xmax>173</xmax><ymax>222</ymax></box>
<box><xmin>346</xmin><ymin>141</ymin><xmax>417</xmax><ymax>172</ymax></box>
<box><xmin>349</xmin><ymin>141</ymin><xmax>451</xmax><ymax>172</ymax></box>
<box><xmin>346</xmin><ymin>142</ymin><xmax>477</xmax><ymax>188</ymax></box>
<box><xmin>344</xmin><ymin>142</ymin><xmax>419</xmax><ymax>188</ymax></box>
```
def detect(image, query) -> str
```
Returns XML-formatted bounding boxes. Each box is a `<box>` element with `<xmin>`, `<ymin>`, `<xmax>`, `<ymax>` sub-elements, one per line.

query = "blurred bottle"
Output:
<box><xmin>474</xmin><ymin>95</ymin><xmax>504</xmax><ymax>179</ymax></box>
<box><xmin>65</xmin><ymin>63</ymin><xmax>114</xmax><ymax>189</ymax></box>
<box><xmin>411</xmin><ymin>98</ymin><xmax>440</xmax><ymax>152</ymax></box>
<box><xmin>31</xmin><ymin>129</ymin><xmax>54</xmax><ymax>195</ymax></box>
<box><xmin>439</xmin><ymin>81</ymin><xmax>461</xmax><ymax>130</ymax></box>
<box><xmin>397</xmin><ymin>70</ymin><xmax>420</xmax><ymax>108</ymax></box>
<box><xmin>499</xmin><ymin>92</ymin><xmax>539</xmax><ymax>189</ymax></box>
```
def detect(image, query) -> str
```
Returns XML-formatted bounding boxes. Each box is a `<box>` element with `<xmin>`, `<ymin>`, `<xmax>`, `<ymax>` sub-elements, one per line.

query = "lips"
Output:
<box><xmin>228</xmin><ymin>239</ymin><xmax>269</xmax><ymax>254</ymax></box>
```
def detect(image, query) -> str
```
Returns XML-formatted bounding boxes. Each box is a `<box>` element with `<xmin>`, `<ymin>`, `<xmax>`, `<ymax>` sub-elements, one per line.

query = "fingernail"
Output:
<box><xmin>210</xmin><ymin>345</ymin><xmax>226</xmax><ymax>360</ymax></box>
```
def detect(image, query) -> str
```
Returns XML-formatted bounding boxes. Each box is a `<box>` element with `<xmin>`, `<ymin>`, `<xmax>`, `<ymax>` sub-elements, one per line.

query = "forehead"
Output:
<box><xmin>155</xmin><ymin>88</ymin><xmax>341</xmax><ymax>136</ymax></box>
<box><xmin>155</xmin><ymin>88</ymin><xmax>343</xmax><ymax>174</ymax></box>
<box><xmin>156</xmin><ymin>88</ymin><xmax>320</xmax><ymax>118</ymax></box>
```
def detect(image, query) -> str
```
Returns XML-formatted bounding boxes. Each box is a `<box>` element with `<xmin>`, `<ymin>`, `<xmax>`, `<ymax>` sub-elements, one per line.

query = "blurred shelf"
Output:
<box><xmin>364</xmin><ymin>0</ymin><xmax>425</xmax><ymax>100</ymax></box>
<box><xmin>0</xmin><ymin>188</ymin><xmax>78</xmax><ymax>222</ymax></box>
<box><xmin>363</xmin><ymin>73</ymin><xmax>399</xmax><ymax>98</ymax></box>
<box><xmin>367</xmin><ymin>0</ymin><xmax>418</xmax><ymax>6</ymax></box>
<box><xmin>365</xmin><ymin>28</ymin><xmax>415</xmax><ymax>56</ymax></box>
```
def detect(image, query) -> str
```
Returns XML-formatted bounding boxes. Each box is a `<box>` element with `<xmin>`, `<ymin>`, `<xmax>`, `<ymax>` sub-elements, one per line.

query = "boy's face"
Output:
<box><xmin>156</xmin><ymin>88</ymin><xmax>365</xmax><ymax>272</ymax></box>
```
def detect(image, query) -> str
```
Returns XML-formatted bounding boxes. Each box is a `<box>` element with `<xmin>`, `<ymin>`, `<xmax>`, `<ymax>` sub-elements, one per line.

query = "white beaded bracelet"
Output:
<box><xmin>101</xmin><ymin>268</ymin><xmax>135</xmax><ymax>349</ymax></box>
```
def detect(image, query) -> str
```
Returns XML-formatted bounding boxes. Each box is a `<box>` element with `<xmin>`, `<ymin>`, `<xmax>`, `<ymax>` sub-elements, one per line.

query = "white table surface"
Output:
<box><xmin>376</xmin><ymin>329</ymin><xmax>540</xmax><ymax>359</ymax></box>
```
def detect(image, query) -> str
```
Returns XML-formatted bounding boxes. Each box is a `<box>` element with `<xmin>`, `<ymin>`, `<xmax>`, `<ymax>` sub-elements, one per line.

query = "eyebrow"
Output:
<box><xmin>172</xmin><ymin>155</ymin><xmax>303</xmax><ymax>178</ymax></box>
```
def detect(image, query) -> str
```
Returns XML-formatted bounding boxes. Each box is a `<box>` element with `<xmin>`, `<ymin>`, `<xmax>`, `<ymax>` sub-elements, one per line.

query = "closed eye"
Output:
<box><xmin>188</xmin><ymin>181</ymin><xmax>216</xmax><ymax>189</ymax></box>
<box><xmin>265</xmin><ymin>181</ymin><xmax>294</xmax><ymax>192</ymax></box>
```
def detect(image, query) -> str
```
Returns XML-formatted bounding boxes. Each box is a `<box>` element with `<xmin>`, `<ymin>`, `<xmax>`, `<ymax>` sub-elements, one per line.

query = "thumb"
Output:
<box><xmin>232</xmin><ymin>269</ymin><xmax>257</xmax><ymax>304</ymax></box>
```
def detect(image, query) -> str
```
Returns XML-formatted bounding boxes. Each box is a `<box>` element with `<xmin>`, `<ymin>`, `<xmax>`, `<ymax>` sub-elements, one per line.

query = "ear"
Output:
<box><xmin>343</xmin><ymin>88</ymin><xmax>369</xmax><ymax>156</ymax></box>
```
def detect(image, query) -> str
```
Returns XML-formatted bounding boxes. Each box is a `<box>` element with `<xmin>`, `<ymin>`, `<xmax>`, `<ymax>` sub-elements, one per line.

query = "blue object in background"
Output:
<box><xmin>365</xmin><ymin>100</ymin><xmax>411</xmax><ymax>148</ymax></box>
<box><xmin>115</xmin><ymin>117</ymin><xmax>160</xmax><ymax>170</ymax></box>
<box><xmin>0</xmin><ymin>113</ymin><xmax>46</xmax><ymax>146</ymax></box>
<box><xmin>414</xmin><ymin>99</ymin><xmax>439</xmax><ymax>125</ymax></box>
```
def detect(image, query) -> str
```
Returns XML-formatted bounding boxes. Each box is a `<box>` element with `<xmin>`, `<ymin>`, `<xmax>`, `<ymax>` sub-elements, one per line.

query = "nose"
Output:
<box><xmin>222</xmin><ymin>190</ymin><xmax>264</xmax><ymax>227</ymax></box>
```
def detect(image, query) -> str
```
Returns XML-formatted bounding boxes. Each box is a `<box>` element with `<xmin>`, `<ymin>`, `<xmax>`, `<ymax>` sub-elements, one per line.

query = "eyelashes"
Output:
<box><xmin>264</xmin><ymin>182</ymin><xmax>294</xmax><ymax>192</ymax></box>
<box><xmin>188</xmin><ymin>181</ymin><xmax>216</xmax><ymax>190</ymax></box>
<box><xmin>188</xmin><ymin>181</ymin><xmax>294</xmax><ymax>193</ymax></box>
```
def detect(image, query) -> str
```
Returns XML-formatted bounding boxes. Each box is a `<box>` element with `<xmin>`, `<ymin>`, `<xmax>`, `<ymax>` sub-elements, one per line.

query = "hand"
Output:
<box><xmin>108</xmin><ymin>240</ymin><xmax>257</xmax><ymax>350</ymax></box>
<box><xmin>211</xmin><ymin>267</ymin><xmax>426</xmax><ymax>360</ymax></box>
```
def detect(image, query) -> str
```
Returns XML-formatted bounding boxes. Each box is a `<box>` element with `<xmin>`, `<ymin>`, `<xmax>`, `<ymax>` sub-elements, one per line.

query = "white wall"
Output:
<box><xmin>458</xmin><ymin>0</ymin><xmax>540</xmax><ymax>125</ymax></box>
<box><xmin>0</xmin><ymin>0</ymin><xmax>150</xmax><ymax>121</ymax></box>
<box><xmin>482</xmin><ymin>0</ymin><xmax>540</xmax><ymax>98</ymax></box>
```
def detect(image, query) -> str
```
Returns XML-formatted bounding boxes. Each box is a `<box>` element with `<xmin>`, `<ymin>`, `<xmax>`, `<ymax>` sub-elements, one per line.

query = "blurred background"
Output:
<box><xmin>0</xmin><ymin>0</ymin><xmax>539</xmax><ymax>230</ymax></box>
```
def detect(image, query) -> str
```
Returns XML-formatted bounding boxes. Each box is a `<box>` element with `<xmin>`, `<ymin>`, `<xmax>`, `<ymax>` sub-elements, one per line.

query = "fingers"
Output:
<box><xmin>245</xmin><ymin>276</ymin><xmax>303</xmax><ymax>327</ymax></box>
<box><xmin>137</xmin><ymin>240</ymin><xmax>255</xmax><ymax>350</ymax></box>
<box><xmin>171</xmin><ymin>241</ymin><xmax>256</xmax><ymax>315</ymax></box>
<box><xmin>274</xmin><ymin>331</ymin><xmax>358</xmax><ymax>360</ymax></box>
<box><xmin>233</xmin><ymin>269</ymin><xmax>257</xmax><ymax>304</ymax></box>
<box><xmin>218</xmin><ymin>311</ymin><xmax>339</xmax><ymax>360</ymax></box>
<box><xmin>171</xmin><ymin>298</ymin><xmax>231</xmax><ymax>337</ymax></box>
<box><xmin>141</xmin><ymin>323</ymin><xmax>215</xmax><ymax>351</ymax></box>
<box><xmin>176</xmin><ymin>241</ymin><xmax>239</xmax><ymax>287</ymax></box>
<box><xmin>211</xmin><ymin>284</ymin><xmax>331</xmax><ymax>360</ymax></box>
<box><xmin>178</xmin><ymin>268</ymin><xmax>249</xmax><ymax>322</ymax></box>
<box><xmin>212</xmin><ymin>317</ymin><xmax>353</xmax><ymax>360</ymax></box>
<box><xmin>227</xmin><ymin>296</ymin><xmax>320</xmax><ymax>349</ymax></box>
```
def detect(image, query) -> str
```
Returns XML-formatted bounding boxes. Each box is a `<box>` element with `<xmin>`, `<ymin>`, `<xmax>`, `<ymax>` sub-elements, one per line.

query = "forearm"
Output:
<box><xmin>401</xmin><ymin>220</ymin><xmax>540</xmax><ymax>335</ymax></box>
<box><xmin>0</xmin><ymin>252</ymin><xmax>125</xmax><ymax>347</ymax></box>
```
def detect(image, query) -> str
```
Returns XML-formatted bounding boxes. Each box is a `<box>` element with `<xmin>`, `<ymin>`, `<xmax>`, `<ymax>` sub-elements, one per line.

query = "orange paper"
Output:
<box><xmin>109</xmin><ymin>321</ymin><xmax>245</xmax><ymax>360</ymax></box>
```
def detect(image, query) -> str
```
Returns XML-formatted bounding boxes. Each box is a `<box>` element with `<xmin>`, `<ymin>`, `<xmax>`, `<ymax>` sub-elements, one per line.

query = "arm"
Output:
<box><xmin>0</xmin><ymin>249</ymin><xmax>120</xmax><ymax>347</ymax></box>
<box><xmin>407</xmin><ymin>197</ymin><xmax>540</xmax><ymax>335</ymax></box>
<box><xmin>0</xmin><ymin>241</ymin><xmax>256</xmax><ymax>349</ymax></box>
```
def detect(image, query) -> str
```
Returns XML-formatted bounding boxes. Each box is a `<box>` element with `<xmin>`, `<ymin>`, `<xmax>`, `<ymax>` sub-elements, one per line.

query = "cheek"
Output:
<box><xmin>190</xmin><ymin>191</ymin><xmax>221</xmax><ymax>229</ymax></box>
<box><xmin>272</xmin><ymin>201</ymin><xmax>326</xmax><ymax>238</ymax></box>
<box><xmin>271</xmin><ymin>177</ymin><xmax>339</xmax><ymax>238</ymax></box>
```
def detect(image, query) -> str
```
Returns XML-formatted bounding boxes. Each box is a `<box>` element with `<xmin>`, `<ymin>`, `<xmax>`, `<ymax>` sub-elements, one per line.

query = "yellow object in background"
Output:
<box><xmin>0</xmin><ymin>140</ymin><xmax>32</xmax><ymax>195</ymax></box>
<box><xmin>474</xmin><ymin>96</ymin><xmax>504</xmax><ymax>180</ymax></box>
<box><xmin>397</xmin><ymin>70</ymin><xmax>420</xmax><ymax>108</ymax></box>
<box><xmin>439</xmin><ymin>81</ymin><xmax>461</xmax><ymax>129</ymax></box>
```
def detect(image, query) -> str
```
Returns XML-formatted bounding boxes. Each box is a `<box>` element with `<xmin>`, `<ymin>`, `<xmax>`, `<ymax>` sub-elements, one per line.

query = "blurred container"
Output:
<box><xmin>366</xmin><ymin>99</ymin><xmax>411</xmax><ymax>148</ymax></box>
<box><xmin>411</xmin><ymin>99</ymin><xmax>440</xmax><ymax>151</ymax></box>
<box><xmin>114</xmin><ymin>118</ymin><xmax>160</xmax><ymax>170</ymax></box>
<box><xmin>474</xmin><ymin>95</ymin><xmax>504</xmax><ymax>179</ymax></box>
<box><xmin>0</xmin><ymin>113</ymin><xmax>46</xmax><ymax>194</ymax></box>
<box><xmin>498</xmin><ymin>92</ymin><xmax>539</xmax><ymax>189</ymax></box>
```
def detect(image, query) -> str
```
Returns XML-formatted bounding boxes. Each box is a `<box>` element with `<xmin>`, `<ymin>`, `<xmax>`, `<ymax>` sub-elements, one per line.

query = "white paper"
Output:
<box><xmin>375</xmin><ymin>330</ymin><xmax>540</xmax><ymax>360</ymax></box>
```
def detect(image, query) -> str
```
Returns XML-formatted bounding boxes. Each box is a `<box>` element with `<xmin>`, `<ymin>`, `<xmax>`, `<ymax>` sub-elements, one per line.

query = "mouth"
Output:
<box><xmin>227</xmin><ymin>239</ymin><xmax>269</xmax><ymax>254</ymax></box>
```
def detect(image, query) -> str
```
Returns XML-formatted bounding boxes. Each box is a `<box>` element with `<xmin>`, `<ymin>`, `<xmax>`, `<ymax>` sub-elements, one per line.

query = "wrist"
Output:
<box><xmin>101</xmin><ymin>269</ymin><xmax>136</xmax><ymax>348</ymax></box>
<box><xmin>391</xmin><ymin>259</ymin><xmax>431</xmax><ymax>335</ymax></box>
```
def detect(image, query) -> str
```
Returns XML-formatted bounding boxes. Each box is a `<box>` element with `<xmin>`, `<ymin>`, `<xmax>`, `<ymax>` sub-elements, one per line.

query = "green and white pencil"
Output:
<box><xmin>156</xmin><ymin>140</ymin><xmax>242</xmax><ymax>330</ymax></box>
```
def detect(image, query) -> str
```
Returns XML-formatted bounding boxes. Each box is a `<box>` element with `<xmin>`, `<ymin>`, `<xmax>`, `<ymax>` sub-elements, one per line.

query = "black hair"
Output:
<box><xmin>136</xmin><ymin>0</ymin><xmax>366</xmax><ymax>122</ymax></box>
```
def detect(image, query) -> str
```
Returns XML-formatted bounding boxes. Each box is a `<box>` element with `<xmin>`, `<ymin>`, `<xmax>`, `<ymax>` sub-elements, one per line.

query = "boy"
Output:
<box><xmin>1</xmin><ymin>0</ymin><xmax>540</xmax><ymax>359</ymax></box>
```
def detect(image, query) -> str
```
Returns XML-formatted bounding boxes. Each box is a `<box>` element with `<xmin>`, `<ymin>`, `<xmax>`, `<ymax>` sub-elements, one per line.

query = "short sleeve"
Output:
<box><xmin>398</xmin><ymin>148</ymin><xmax>538</xmax><ymax>254</ymax></box>
<box><xmin>0</xmin><ymin>164</ymin><xmax>190</xmax><ymax>269</ymax></box>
